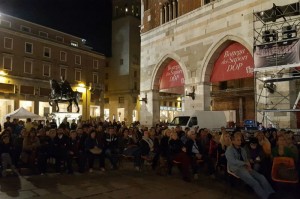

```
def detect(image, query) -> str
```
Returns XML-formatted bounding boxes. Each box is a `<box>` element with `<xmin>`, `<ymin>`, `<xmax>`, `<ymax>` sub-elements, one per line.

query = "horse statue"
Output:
<box><xmin>49</xmin><ymin>79</ymin><xmax>80</xmax><ymax>113</ymax></box>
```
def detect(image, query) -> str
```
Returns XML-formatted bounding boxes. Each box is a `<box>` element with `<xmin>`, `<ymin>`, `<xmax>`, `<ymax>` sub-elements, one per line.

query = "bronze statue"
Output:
<box><xmin>49</xmin><ymin>78</ymin><xmax>80</xmax><ymax>113</ymax></box>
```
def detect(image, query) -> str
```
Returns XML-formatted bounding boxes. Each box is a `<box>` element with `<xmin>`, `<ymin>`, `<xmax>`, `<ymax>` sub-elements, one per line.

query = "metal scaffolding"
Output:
<box><xmin>253</xmin><ymin>1</ymin><xmax>300</xmax><ymax>128</ymax></box>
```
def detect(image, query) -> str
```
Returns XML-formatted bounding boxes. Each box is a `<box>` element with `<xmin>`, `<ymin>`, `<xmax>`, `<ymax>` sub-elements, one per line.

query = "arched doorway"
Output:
<box><xmin>158</xmin><ymin>59</ymin><xmax>185</xmax><ymax>123</ymax></box>
<box><xmin>209</xmin><ymin>41</ymin><xmax>255</xmax><ymax>127</ymax></box>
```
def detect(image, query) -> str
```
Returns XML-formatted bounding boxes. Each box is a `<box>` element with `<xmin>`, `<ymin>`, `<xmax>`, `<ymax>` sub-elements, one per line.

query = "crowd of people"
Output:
<box><xmin>0</xmin><ymin>116</ymin><xmax>299</xmax><ymax>199</ymax></box>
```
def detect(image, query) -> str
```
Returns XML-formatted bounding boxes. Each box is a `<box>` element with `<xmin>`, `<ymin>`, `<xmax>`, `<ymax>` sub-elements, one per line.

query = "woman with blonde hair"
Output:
<box><xmin>216</xmin><ymin>131</ymin><xmax>231</xmax><ymax>168</ymax></box>
<box><xmin>255</xmin><ymin>131</ymin><xmax>271</xmax><ymax>157</ymax></box>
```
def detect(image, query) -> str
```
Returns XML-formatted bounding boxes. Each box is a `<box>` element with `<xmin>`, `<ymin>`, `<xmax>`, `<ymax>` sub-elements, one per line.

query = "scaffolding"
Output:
<box><xmin>253</xmin><ymin>1</ymin><xmax>300</xmax><ymax>128</ymax></box>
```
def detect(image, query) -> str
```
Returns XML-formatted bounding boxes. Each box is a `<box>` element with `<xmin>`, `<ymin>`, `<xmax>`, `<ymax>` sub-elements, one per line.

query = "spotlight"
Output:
<box><xmin>262</xmin><ymin>29</ymin><xmax>278</xmax><ymax>43</ymax></box>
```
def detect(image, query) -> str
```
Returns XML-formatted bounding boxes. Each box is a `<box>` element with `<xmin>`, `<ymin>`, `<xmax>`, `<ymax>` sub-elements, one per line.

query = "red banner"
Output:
<box><xmin>210</xmin><ymin>42</ymin><xmax>254</xmax><ymax>82</ymax></box>
<box><xmin>159</xmin><ymin>60</ymin><xmax>184</xmax><ymax>90</ymax></box>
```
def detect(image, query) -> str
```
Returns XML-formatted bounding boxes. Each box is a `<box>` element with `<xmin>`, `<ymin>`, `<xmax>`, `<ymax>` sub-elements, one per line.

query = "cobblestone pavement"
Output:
<box><xmin>0</xmin><ymin>165</ymin><xmax>297</xmax><ymax>199</ymax></box>
<box><xmin>0</xmin><ymin>165</ymin><xmax>256</xmax><ymax>199</ymax></box>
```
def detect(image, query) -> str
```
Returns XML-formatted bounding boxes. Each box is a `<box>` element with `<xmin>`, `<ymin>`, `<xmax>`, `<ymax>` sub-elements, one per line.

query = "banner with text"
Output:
<box><xmin>210</xmin><ymin>42</ymin><xmax>254</xmax><ymax>82</ymax></box>
<box><xmin>254</xmin><ymin>39</ymin><xmax>300</xmax><ymax>68</ymax></box>
<box><xmin>159</xmin><ymin>60</ymin><xmax>184</xmax><ymax>93</ymax></box>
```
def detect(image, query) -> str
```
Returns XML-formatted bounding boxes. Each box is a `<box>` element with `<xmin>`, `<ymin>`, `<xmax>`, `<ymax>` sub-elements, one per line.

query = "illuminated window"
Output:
<box><xmin>71</xmin><ymin>41</ymin><xmax>78</xmax><ymax>47</ymax></box>
<box><xmin>4</xmin><ymin>37</ymin><xmax>13</xmax><ymax>49</ymax></box>
<box><xmin>24</xmin><ymin>60</ymin><xmax>33</xmax><ymax>74</ymax></box>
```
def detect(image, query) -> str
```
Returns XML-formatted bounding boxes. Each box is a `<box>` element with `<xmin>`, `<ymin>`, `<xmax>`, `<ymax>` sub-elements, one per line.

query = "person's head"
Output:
<box><xmin>187</xmin><ymin>130</ymin><xmax>196</xmax><ymax>139</ymax></box>
<box><xmin>70</xmin><ymin>130</ymin><xmax>77</xmax><ymax>139</ymax></box>
<box><xmin>143</xmin><ymin>130</ymin><xmax>150</xmax><ymax>138</ymax></box>
<box><xmin>6</xmin><ymin>116</ymin><xmax>10</xmax><ymax>121</ymax></box>
<box><xmin>220</xmin><ymin>131</ymin><xmax>231</xmax><ymax>148</ymax></box>
<box><xmin>48</xmin><ymin>129</ymin><xmax>57</xmax><ymax>138</ymax></box>
<box><xmin>122</xmin><ymin>128</ymin><xmax>129</xmax><ymax>137</ymax></box>
<box><xmin>76</xmin><ymin>128</ymin><xmax>83</xmax><ymax>135</ymax></box>
<box><xmin>276</xmin><ymin>134</ymin><xmax>287</xmax><ymax>147</ymax></box>
<box><xmin>249</xmin><ymin>137</ymin><xmax>258</xmax><ymax>149</ymax></box>
<box><xmin>255</xmin><ymin>131</ymin><xmax>265</xmax><ymax>141</ymax></box>
<box><xmin>108</xmin><ymin>127</ymin><xmax>115</xmax><ymax>135</ymax></box>
<box><xmin>163</xmin><ymin>129</ymin><xmax>172</xmax><ymax>137</ymax></box>
<box><xmin>90</xmin><ymin>130</ymin><xmax>96</xmax><ymax>139</ymax></box>
<box><xmin>170</xmin><ymin>131</ymin><xmax>178</xmax><ymax>140</ymax></box>
<box><xmin>284</xmin><ymin>133</ymin><xmax>294</xmax><ymax>145</ymax></box>
<box><xmin>2</xmin><ymin>135</ymin><xmax>10</xmax><ymax>144</ymax></box>
<box><xmin>231</xmin><ymin>131</ymin><xmax>243</xmax><ymax>148</ymax></box>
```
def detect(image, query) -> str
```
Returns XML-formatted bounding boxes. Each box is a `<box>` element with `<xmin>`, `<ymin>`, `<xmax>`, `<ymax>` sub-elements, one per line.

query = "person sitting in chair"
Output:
<box><xmin>225</xmin><ymin>131</ymin><xmax>275</xmax><ymax>199</ymax></box>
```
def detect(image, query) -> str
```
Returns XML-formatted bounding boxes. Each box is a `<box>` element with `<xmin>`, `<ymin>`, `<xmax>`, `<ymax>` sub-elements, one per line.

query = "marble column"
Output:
<box><xmin>164</xmin><ymin>5</ymin><xmax>168</xmax><ymax>22</ymax></box>
<box><xmin>173</xmin><ymin>0</ymin><xmax>177</xmax><ymax>19</ymax></box>
<box><xmin>160</xmin><ymin>6</ymin><xmax>163</xmax><ymax>24</ymax></box>
<box><xmin>168</xmin><ymin>3</ymin><xmax>172</xmax><ymax>20</ymax></box>
<box><xmin>177</xmin><ymin>0</ymin><xmax>180</xmax><ymax>17</ymax></box>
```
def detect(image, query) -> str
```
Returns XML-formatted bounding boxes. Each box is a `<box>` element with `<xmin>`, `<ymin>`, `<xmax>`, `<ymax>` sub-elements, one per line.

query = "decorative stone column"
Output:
<box><xmin>177</xmin><ymin>0</ymin><xmax>180</xmax><ymax>17</ymax></box>
<box><xmin>164</xmin><ymin>5</ymin><xmax>168</xmax><ymax>22</ymax></box>
<box><xmin>160</xmin><ymin>5</ymin><xmax>163</xmax><ymax>25</ymax></box>
<box><xmin>172</xmin><ymin>0</ymin><xmax>177</xmax><ymax>19</ymax></box>
<box><xmin>168</xmin><ymin>3</ymin><xmax>172</xmax><ymax>21</ymax></box>
<box><xmin>139</xmin><ymin>90</ymin><xmax>160</xmax><ymax>127</ymax></box>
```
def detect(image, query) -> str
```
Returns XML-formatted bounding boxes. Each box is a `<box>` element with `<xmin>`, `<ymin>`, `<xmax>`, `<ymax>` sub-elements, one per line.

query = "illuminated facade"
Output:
<box><xmin>140</xmin><ymin>0</ymin><xmax>299</xmax><ymax>128</ymax></box>
<box><xmin>0</xmin><ymin>13</ymin><xmax>105</xmax><ymax>122</ymax></box>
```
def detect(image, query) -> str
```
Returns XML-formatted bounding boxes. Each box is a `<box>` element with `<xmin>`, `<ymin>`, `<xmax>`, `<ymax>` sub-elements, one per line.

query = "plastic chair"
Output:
<box><xmin>271</xmin><ymin>157</ymin><xmax>298</xmax><ymax>183</ymax></box>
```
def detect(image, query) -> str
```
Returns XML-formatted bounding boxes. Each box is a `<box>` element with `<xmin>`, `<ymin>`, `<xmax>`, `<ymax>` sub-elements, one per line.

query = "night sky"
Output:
<box><xmin>0</xmin><ymin>0</ymin><xmax>112</xmax><ymax>56</ymax></box>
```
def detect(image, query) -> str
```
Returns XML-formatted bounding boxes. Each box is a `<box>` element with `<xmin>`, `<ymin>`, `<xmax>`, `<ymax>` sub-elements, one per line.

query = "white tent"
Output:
<box><xmin>5</xmin><ymin>107</ymin><xmax>45</xmax><ymax>120</ymax></box>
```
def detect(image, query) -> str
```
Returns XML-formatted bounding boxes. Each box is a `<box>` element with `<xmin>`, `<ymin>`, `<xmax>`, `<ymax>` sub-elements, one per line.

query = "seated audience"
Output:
<box><xmin>225</xmin><ymin>131</ymin><xmax>274</xmax><ymax>199</ymax></box>
<box><xmin>245</xmin><ymin>137</ymin><xmax>264</xmax><ymax>172</ymax></box>
<box><xmin>185</xmin><ymin>130</ymin><xmax>203</xmax><ymax>179</ymax></box>
<box><xmin>168</xmin><ymin>131</ymin><xmax>191</xmax><ymax>182</ymax></box>
<box><xmin>85</xmin><ymin>130</ymin><xmax>105</xmax><ymax>172</ymax></box>
<box><xmin>216</xmin><ymin>131</ymin><xmax>231</xmax><ymax>169</ymax></box>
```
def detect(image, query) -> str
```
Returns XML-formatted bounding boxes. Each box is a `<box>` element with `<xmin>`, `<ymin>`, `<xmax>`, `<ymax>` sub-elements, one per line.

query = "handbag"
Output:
<box><xmin>89</xmin><ymin>147</ymin><xmax>102</xmax><ymax>154</ymax></box>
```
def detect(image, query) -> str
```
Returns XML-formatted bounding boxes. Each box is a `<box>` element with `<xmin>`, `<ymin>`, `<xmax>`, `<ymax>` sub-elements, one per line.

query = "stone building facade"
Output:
<box><xmin>0</xmin><ymin>13</ymin><xmax>105</xmax><ymax>122</ymax></box>
<box><xmin>140</xmin><ymin>0</ymin><xmax>299</xmax><ymax>128</ymax></box>
<box><xmin>104</xmin><ymin>0</ymin><xmax>141</xmax><ymax>124</ymax></box>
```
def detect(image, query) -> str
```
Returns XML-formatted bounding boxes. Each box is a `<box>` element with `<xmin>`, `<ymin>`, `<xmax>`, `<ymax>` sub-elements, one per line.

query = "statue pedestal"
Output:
<box><xmin>50</xmin><ymin>112</ymin><xmax>81</xmax><ymax>127</ymax></box>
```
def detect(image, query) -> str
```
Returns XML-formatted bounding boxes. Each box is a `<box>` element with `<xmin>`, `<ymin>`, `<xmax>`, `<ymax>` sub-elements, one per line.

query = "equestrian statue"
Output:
<box><xmin>49</xmin><ymin>76</ymin><xmax>80</xmax><ymax>113</ymax></box>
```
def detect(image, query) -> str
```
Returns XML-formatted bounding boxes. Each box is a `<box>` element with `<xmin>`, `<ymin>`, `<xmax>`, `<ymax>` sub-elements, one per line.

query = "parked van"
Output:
<box><xmin>168</xmin><ymin>111</ymin><xmax>227</xmax><ymax>130</ymax></box>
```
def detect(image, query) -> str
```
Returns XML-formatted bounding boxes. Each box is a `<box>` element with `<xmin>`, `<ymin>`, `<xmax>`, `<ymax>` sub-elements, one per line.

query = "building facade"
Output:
<box><xmin>140</xmin><ymin>0</ymin><xmax>300</xmax><ymax>128</ymax></box>
<box><xmin>0</xmin><ymin>13</ymin><xmax>105</xmax><ymax>122</ymax></box>
<box><xmin>104</xmin><ymin>0</ymin><xmax>141</xmax><ymax>124</ymax></box>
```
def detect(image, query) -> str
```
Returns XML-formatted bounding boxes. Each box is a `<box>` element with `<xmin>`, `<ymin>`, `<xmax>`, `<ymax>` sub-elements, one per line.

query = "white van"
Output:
<box><xmin>168</xmin><ymin>111</ymin><xmax>228</xmax><ymax>130</ymax></box>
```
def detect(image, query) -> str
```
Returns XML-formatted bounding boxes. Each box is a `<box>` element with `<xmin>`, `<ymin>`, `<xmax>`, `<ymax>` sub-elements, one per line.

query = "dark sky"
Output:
<box><xmin>0</xmin><ymin>0</ymin><xmax>112</xmax><ymax>56</ymax></box>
